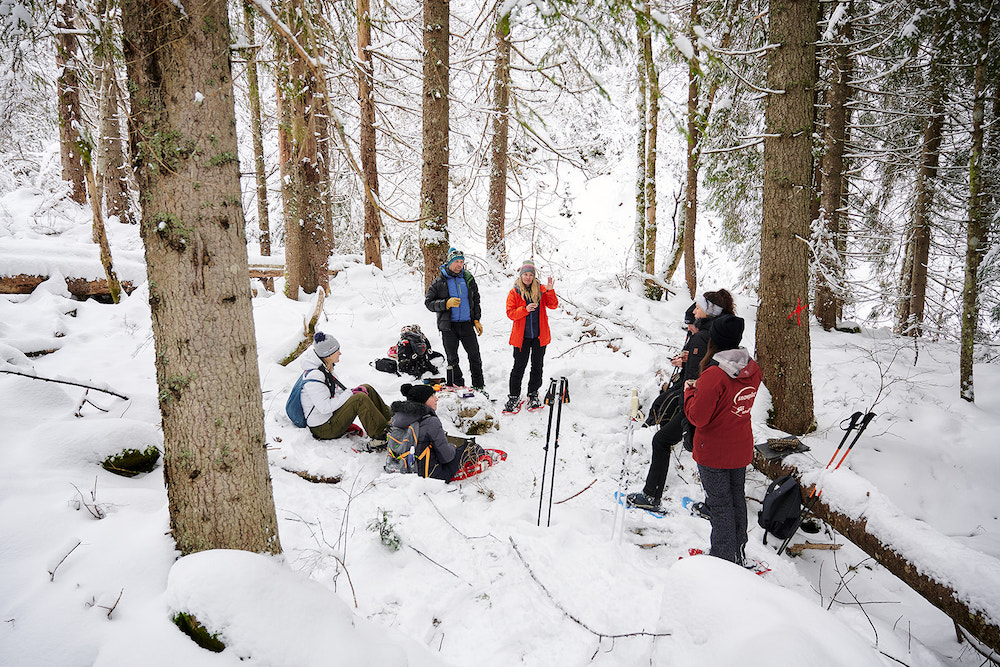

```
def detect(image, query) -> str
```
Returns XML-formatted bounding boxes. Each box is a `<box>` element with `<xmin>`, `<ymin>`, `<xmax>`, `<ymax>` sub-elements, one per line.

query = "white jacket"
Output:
<box><xmin>299</xmin><ymin>347</ymin><xmax>351</xmax><ymax>427</ymax></box>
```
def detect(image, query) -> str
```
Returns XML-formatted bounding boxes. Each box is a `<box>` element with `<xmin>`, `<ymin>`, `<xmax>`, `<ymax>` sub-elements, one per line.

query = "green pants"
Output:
<box><xmin>309</xmin><ymin>385</ymin><xmax>392</xmax><ymax>440</ymax></box>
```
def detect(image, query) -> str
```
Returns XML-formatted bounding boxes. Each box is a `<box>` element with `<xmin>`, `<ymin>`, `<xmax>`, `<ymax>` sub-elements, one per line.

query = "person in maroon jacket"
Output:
<box><xmin>684</xmin><ymin>314</ymin><xmax>762</xmax><ymax>565</ymax></box>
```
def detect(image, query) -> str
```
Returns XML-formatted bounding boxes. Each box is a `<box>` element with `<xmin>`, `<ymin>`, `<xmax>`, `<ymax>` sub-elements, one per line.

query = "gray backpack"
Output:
<box><xmin>384</xmin><ymin>422</ymin><xmax>418</xmax><ymax>474</ymax></box>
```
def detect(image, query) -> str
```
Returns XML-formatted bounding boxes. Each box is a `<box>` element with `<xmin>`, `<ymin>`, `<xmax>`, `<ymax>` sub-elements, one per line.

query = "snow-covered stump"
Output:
<box><xmin>753</xmin><ymin>451</ymin><xmax>1000</xmax><ymax>654</ymax></box>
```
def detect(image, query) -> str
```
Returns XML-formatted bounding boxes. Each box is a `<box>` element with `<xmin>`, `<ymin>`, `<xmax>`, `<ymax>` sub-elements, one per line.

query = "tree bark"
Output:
<box><xmin>486</xmin><ymin>9</ymin><xmax>511</xmax><ymax>266</ymax></box>
<box><xmin>242</xmin><ymin>2</ymin><xmax>273</xmax><ymax>291</ymax></box>
<box><xmin>278</xmin><ymin>0</ymin><xmax>330</xmax><ymax>299</ymax></box>
<box><xmin>642</xmin><ymin>9</ymin><xmax>661</xmax><ymax>301</ymax></box>
<box><xmin>358</xmin><ymin>0</ymin><xmax>382</xmax><ymax>269</ymax></box>
<box><xmin>753</xmin><ymin>452</ymin><xmax>1000</xmax><ymax>655</ymax></box>
<box><xmin>683</xmin><ymin>0</ymin><xmax>699</xmax><ymax>299</ymax></box>
<box><xmin>94</xmin><ymin>0</ymin><xmax>134</xmax><ymax>227</ymax></box>
<box><xmin>55</xmin><ymin>0</ymin><xmax>87</xmax><ymax>205</ymax></box>
<box><xmin>959</xmin><ymin>14</ymin><xmax>992</xmax><ymax>402</ymax></box>
<box><xmin>814</xmin><ymin>6</ymin><xmax>853</xmax><ymax>331</ymax></box>
<box><xmin>634</xmin><ymin>10</ymin><xmax>648</xmax><ymax>276</ymax></box>
<box><xmin>757</xmin><ymin>0</ymin><xmax>817</xmax><ymax>435</ymax></box>
<box><xmin>121</xmin><ymin>0</ymin><xmax>281</xmax><ymax>555</ymax></box>
<box><xmin>420</xmin><ymin>0</ymin><xmax>450</xmax><ymax>290</ymax></box>
<box><xmin>83</xmin><ymin>155</ymin><xmax>122</xmax><ymax>304</ymax></box>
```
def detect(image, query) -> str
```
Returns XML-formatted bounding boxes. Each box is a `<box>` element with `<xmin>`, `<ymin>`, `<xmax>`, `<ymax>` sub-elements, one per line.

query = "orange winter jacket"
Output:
<box><xmin>506</xmin><ymin>285</ymin><xmax>558</xmax><ymax>347</ymax></box>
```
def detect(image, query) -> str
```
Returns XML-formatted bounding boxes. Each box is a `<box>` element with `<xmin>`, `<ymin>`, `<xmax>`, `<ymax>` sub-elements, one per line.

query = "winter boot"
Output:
<box><xmin>625</xmin><ymin>492</ymin><xmax>661</xmax><ymax>511</ymax></box>
<box><xmin>503</xmin><ymin>394</ymin><xmax>522</xmax><ymax>413</ymax></box>
<box><xmin>526</xmin><ymin>393</ymin><xmax>543</xmax><ymax>411</ymax></box>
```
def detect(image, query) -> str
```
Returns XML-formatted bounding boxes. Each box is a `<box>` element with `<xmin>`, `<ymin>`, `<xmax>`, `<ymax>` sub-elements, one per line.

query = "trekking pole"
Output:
<box><xmin>833</xmin><ymin>411</ymin><xmax>876</xmax><ymax>470</ymax></box>
<box><xmin>611</xmin><ymin>389</ymin><xmax>643</xmax><ymax>542</ymax></box>
<box><xmin>545</xmin><ymin>377</ymin><xmax>570</xmax><ymax>527</ymax></box>
<box><xmin>777</xmin><ymin>411</ymin><xmax>876</xmax><ymax>556</ymax></box>
<box><xmin>825</xmin><ymin>411</ymin><xmax>864</xmax><ymax>468</ymax></box>
<box><xmin>537</xmin><ymin>378</ymin><xmax>558</xmax><ymax>527</ymax></box>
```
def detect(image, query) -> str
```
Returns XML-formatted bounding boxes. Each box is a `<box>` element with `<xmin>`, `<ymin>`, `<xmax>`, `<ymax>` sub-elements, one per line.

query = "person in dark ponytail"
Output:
<box><xmin>626</xmin><ymin>289</ymin><xmax>736</xmax><ymax>511</ymax></box>
<box><xmin>684</xmin><ymin>314</ymin><xmax>762</xmax><ymax>566</ymax></box>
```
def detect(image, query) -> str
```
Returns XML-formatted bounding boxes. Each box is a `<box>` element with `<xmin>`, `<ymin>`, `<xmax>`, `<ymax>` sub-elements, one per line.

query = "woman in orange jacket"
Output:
<box><xmin>503</xmin><ymin>260</ymin><xmax>558</xmax><ymax>413</ymax></box>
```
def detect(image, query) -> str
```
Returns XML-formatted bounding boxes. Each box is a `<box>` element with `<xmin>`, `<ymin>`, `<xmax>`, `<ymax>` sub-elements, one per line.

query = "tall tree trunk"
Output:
<box><xmin>98</xmin><ymin>63</ymin><xmax>134</xmax><ymax>225</ymax></box>
<box><xmin>959</xmin><ymin>14</ymin><xmax>992</xmax><ymax>402</ymax></box>
<box><xmin>634</xmin><ymin>10</ymin><xmax>648</xmax><ymax>275</ymax></box>
<box><xmin>683</xmin><ymin>0</ymin><xmax>700</xmax><ymax>299</ymax></box>
<box><xmin>420</xmin><ymin>0</ymin><xmax>450</xmax><ymax>289</ymax></box>
<box><xmin>757</xmin><ymin>0</ymin><xmax>818</xmax><ymax>435</ymax></box>
<box><xmin>358</xmin><ymin>0</ymin><xmax>382</xmax><ymax>269</ymax></box>
<box><xmin>486</xmin><ymin>9</ymin><xmax>511</xmax><ymax>266</ymax></box>
<box><xmin>642</xmin><ymin>9</ymin><xmax>661</xmax><ymax>301</ymax></box>
<box><xmin>814</xmin><ymin>6</ymin><xmax>853</xmax><ymax>330</ymax></box>
<box><xmin>55</xmin><ymin>0</ymin><xmax>87</xmax><ymax>205</ymax></box>
<box><xmin>276</xmin><ymin>72</ymin><xmax>300</xmax><ymax>293</ymax></box>
<box><xmin>121</xmin><ymin>0</ymin><xmax>281</xmax><ymax>555</ymax></box>
<box><xmin>243</xmin><ymin>2</ymin><xmax>273</xmax><ymax>291</ymax></box>
<box><xmin>279</xmin><ymin>0</ymin><xmax>330</xmax><ymax>298</ymax></box>
<box><xmin>898</xmin><ymin>81</ymin><xmax>945</xmax><ymax>337</ymax></box>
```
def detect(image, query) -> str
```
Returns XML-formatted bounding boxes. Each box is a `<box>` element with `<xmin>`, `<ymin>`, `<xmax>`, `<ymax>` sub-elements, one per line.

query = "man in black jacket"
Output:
<box><xmin>424</xmin><ymin>247</ymin><xmax>485</xmax><ymax>390</ymax></box>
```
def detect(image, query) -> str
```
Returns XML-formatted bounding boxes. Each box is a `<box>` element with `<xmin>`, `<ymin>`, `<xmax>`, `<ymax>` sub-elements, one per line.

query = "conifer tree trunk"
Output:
<box><xmin>959</xmin><ymin>14</ymin><xmax>992</xmax><ymax>401</ymax></box>
<box><xmin>486</xmin><ymin>9</ymin><xmax>511</xmax><ymax>266</ymax></box>
<box><xmin>358</xmin><ymin>0</ymin><xmax>382</xmax><ymax>269</ymax></box>
<box><xmin>634</xmin><ymin>11</ymin><xmax>647</xmax><ymax>275</ymax></box>
<box><xmin>814</xmin><ymin>8</ymin><xmax>853</xmax><ymax>330</ymax></box>
<box><xmin>757</xmin><ymin>0</ymin><xmax>818</xmax><ymax>435</ymax></box>
<box><xmin>121</xmin><ymin>0</ymin><xmax>281</xmax><ymax>555</ymax></box>
<box><xmin>278</xmin><ymin>0</ymin><xmax>330</xmax><ymax>298</ymax></box>
<box><xmin>97</xmin><ymin>63</ymin><xmax>133</xmax><ymax>225</ymax></box>
<box><xmin>683</xmin><ymin>0</ymin><xmax>699</xmax><ymax>299</ymax></box>
<box><xmin>56</xmin><ymin>0</ymin><xmax>87</xmax><ymax>205</ymax></box>
<box><xmin>420</xmin><ymin>0</ymin><xmax>450</xmax><ymax>289</ymax></box>
<box><xmin>242</xmin><ymin>2</ymin><xmax>273</xmax><ymax>291</ymax></box>
<box><xmin>642</xmin><ymin>10</ymin><xmax>661</xmax><ymax>300</ymax></box>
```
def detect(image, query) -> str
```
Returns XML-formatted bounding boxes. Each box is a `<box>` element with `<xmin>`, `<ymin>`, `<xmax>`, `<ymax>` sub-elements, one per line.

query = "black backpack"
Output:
<box><xmin>757</xmin><ymin>475</ymin><xmax>802</xmax><ymax>544</ymax></box>
<box><xmin>396</xmin><ymin>326</ymin><xmax>442</xmax><ymax>377</ymax></box>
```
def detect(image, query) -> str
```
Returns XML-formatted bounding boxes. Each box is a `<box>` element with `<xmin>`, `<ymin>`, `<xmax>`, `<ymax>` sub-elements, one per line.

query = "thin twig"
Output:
<box><xmin>407</xmin><ymin>545</ymin><xmax>469</xmax><ymax>584</ymax></box>
<box><xmin>99</xmin><ymin>589</ymin><xmax>124</xmax><ymax>619</ymax></box>
<box><xmin>48</xmin><ymin>540</ymin><xmax>81</xmax><ymax>581</ymax></box>
<box><xmin>0</xmin><ymin>369</ymin><xmax>128</xmax><ymax>400</ymax></box>
<box><xmin>509</xmin><ymin>537</ymin><xmax>669</xmax><ymax>641</ymax></box>
<box><xmin>555</xmin><ymin>478</ymin><xmax>597</xmax><ymax>504</ymax></box>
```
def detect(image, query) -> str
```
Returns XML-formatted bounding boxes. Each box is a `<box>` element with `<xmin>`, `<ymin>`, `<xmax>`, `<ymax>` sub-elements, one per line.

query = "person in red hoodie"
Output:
<box><xmin>684</xmin><ymin>314</ymin><xmax>762</xmax><ymax>565</ymax></box>
<box><xmin>503</xmin><ymin>260</ymin><xmax>559</xmax><ymax>413</ymax></box>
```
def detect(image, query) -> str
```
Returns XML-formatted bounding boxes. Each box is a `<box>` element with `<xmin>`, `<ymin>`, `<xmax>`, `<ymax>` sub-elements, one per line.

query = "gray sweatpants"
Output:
<box><xmin>697</xmin><ymin>464</ymin><xmax>748</xmax><ymax>563</ymax></box>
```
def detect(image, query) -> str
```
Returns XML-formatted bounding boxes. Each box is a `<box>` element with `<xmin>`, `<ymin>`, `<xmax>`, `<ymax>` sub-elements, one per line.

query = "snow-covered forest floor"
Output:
<box><xmin>2</xmin><ymin>175</ymin><xmax>1000</xmax><ymax>666</ymax></box>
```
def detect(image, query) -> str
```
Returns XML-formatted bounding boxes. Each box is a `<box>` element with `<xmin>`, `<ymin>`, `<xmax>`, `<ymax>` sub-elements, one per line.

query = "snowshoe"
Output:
<box><xmin>526</xmin><ymin>393</ymin><xmax>544</xmax><ymax>411</ymax></box>
<box><xmin>502</xmin><ymin>395</ymin><xmax>523</xmax><ymax>414</ymax></box>
<box><xmin>682</xmin><ymin>496</ymin><xmax>711</xmax><ymax>520</ymax></box>
<box><xmin>625</xmin><ymin>492</ymin><xmax>661</xmax><ymax>512</ymax></box>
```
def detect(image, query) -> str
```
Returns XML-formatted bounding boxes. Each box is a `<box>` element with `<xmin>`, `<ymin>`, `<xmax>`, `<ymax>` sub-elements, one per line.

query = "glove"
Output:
<box><xmin>446</xmin><ymin>297</ymin><xmax>461</xmax><ymax>309</ymax></box>
<box><xmin>473</xmin><ymin>320</ymin><xmax>483</xmax><ymax>336</ymax></box>
<box><xmin>352</xmin><ymin>385</ymin><xmax>369</xmax><ymax>395</ymax></box>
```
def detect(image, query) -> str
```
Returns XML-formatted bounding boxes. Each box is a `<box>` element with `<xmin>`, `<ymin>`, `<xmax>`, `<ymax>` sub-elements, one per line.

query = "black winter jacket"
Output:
<box><xmin>424</xmin><ymin>266</ymin><xmax>482</xmax><ymax>332</ymax></box>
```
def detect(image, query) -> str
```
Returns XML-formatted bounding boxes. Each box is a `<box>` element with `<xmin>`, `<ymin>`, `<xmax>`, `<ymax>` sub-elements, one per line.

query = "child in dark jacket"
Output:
<box><xmin>390</xmin><ymin>383</ymin><xmax>484</xmax><ymax>481</ymax></box>
<box><xmin>684</xmin><ymin>314</ymin><xmax>762</xmax><ymax>565</ymax></box>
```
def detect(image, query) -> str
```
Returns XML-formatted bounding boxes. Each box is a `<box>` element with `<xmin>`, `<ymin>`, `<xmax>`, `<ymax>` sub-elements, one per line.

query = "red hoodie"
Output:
<box><xmin>684</xmin><ymin>349</ymin><xmax>762</xmax><ymax>469</ymax></box>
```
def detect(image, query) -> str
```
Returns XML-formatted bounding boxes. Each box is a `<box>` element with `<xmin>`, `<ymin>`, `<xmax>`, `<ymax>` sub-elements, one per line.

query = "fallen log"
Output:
<box><xmin>0</xmin><ymin>273</ymin><xmax>136</xmax><ymax>298</ymax></box>
<box><xmin>753</xmin><ymin>451</ymin><xmax>1000</xmax><ymax>653</ymax></box>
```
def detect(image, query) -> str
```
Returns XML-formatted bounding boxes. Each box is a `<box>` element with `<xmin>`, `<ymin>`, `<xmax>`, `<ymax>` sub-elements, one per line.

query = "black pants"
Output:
<box><xmin>441</xmin><ymin>321</ymin><xmax>484</xmax><ymax>388</ymax></box>
<box><xmin>698</xmin><ymin>464</ymin><xmax>748</xmax><ymax>563</ymax></box>
<box><xmin>509</xmin><ymin>337</ymin><xmax>546</xmax><ymax>396</ymax></box>
<box><xmin>642</xmin><ymin>408</ymin><xmax>685</xmax><ymax>502</ymax></box>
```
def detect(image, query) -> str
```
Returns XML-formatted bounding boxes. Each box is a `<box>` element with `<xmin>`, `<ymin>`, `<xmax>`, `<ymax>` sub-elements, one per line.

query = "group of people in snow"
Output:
<box><xmin>294</xmin><ymin>253</ymin><xmax>762</xmax><ymax>567</ymax></box>
<box><xmin>296</xmin><ymin>247</ymin><xmax>557</xmax><ymax>480</ymax></box>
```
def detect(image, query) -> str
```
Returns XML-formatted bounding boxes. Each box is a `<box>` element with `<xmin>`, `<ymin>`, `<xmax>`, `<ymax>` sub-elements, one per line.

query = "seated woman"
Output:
<box><xmin>299</xmin><ymin>331</ymin><xmax>392</xmax><ymax>444</ymax></box>
<box><xmin>390</xmin><ymin>383</ymin><xmax>484</xmax><ymax>481</ymax></box>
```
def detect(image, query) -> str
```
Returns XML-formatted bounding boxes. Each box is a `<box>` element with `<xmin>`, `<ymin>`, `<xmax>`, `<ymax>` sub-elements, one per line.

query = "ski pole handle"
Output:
<box><xmin>825</xmin><ymin>411</ymin><xmax>864</xmax><ymax>468</ymax></box>
<box><xmin>629</xmin><ymin>389</ymin><xmax>640</xmax><ymax>420</ymax></box>
<box><xmin>834</xmin><ymin>411</ymin><xmax>876</xmax><ymax>470</ymax></box>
